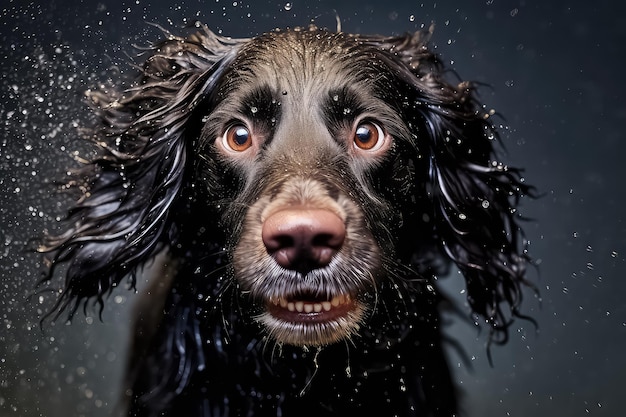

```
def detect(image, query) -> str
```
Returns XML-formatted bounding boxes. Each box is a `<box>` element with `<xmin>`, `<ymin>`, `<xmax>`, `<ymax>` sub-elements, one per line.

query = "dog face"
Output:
<box><xmin>41</xmin><ymin>25</ymin><xmax>531</xmax><ymax>353</ymax></box>
<box><xmin>196</xmin><ymin>30</ymin><xmax>420</xmax><ymax>346</ymax></box>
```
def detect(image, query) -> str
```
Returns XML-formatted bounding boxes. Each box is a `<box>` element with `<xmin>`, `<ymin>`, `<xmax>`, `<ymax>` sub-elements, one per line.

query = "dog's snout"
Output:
<box><xmin>262</xmin><ymin>208</ymin><xmax>345</xmax><ymax>272</ymax></box>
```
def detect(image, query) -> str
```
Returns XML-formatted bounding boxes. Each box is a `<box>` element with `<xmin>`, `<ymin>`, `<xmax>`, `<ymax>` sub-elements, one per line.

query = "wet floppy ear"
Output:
<box><xmin>373</xmin><ymin>28</ymin><xmax>535</xmax><ymax>344</ymax></box>
<box><xmin>419</xmin><ymin>51</ymin><xmax>534</xmax><ymax>345</ymax></box>
<box><xmin>39</xmin><ymin>26</ymin><xmax>245</xmax><ymax>318</ymax></box>
<box><xmin>424</xmin><ymin>102</ymin><xmax>535</xmax><ymax>346</ymax></box>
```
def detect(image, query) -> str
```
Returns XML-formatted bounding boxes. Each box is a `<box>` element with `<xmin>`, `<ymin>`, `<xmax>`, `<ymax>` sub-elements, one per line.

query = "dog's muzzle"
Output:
<box><xmin>233</xmin><ymin>178</ymin><xmax>380</xmax><ymax>346</ymax></box>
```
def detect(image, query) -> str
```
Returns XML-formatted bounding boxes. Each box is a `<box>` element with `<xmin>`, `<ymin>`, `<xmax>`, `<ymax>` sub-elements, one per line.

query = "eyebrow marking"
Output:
<box><xmin>322</xmin><ymin>87</ymin><xmax>367</xmax><ymax>132</ymax></box>
<box><xmin>237</xmin><ymin>84</ymin><xmax>281</xmax><ymax>129</ymax></box>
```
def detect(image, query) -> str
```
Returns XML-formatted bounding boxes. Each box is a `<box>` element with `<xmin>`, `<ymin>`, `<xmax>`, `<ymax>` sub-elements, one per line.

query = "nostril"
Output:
<box><xmin>312</xmin><ymin>233</ymin><xmax>341</xmax><ymax>249</ymax></box>
<box><xmin>262</xmin><ymin>208</ymin><xmax>346</xmax><ymax>272</ymax></box>
<box><xmin>264</xmin><ymin>234</ymin><xmax>295</xmax><ymax>253</ymax></box>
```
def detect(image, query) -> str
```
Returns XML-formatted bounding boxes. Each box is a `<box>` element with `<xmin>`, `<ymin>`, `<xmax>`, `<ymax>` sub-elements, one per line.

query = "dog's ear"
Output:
<box><xmin>369</xmin><ymin>29</ymin><xmax>534</xmax><ymax>343</ymax></box>
<box><xmin>39</xmin><ymin>25</ymin><xmax>244</xmax><ymax>317</ymax></box>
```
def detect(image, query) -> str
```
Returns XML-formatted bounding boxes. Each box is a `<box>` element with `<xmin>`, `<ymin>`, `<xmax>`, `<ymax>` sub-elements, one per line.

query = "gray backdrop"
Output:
<box><xmin>1</xmin><ymin>0</ymin><xmax>624</xmax><ymax>416</ymax></box>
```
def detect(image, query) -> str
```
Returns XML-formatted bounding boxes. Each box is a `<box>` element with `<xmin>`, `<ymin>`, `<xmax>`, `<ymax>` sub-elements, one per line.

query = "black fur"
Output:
<box><xmin>39</xmin><ymin>24</ymin><xmax>533</xmax><ymax>417</ymax></box>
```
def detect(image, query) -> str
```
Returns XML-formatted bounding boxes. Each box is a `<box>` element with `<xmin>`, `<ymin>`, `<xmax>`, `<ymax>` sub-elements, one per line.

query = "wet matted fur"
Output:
<box><xmin>39</xmin><ymin>24</ymin><xmax>534</xmax><ymax>417</ymax></box>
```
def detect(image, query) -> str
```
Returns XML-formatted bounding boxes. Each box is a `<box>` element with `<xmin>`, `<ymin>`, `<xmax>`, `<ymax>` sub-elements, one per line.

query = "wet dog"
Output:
<box><xmin>41</xmin><ymin>24</ymin><xmax>533</xmax><ymax>416</ymax></box>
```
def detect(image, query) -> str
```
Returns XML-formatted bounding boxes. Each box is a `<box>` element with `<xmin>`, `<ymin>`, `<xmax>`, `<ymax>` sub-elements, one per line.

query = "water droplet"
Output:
<box><xmin>284</xmin><ymin>2</ymin><xmax>292</xmax><ymax>11</ymax></box>
<box><xmin>409</xmin><ymin>15</ymin><xmax>415</xmax><ymax>22</ymax></box>
<box><xmin>250</xmin><ymin>106</ymin><xmax>258</xmax><ymax>114</ymax></box>
<box><xmin>399</xmin><ymin>377</ymin><xmax>407</xmax><ymax>392</ymax></box>
<box><xmin>481</xmin><ymin>200</ymin><xmax>490</xmax><ymax>208</ymax></box>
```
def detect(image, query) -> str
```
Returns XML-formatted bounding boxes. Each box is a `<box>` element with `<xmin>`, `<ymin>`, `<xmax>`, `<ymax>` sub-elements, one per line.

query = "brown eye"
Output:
<box><xmin>353</xmin><ymin>121</ymin><xmax>385</xmax><ymax>151</ymax></box>
<box><xmin>223</xmin><ymin>125</ymin><xmax>253</xmax><ymax>152</ymax></box>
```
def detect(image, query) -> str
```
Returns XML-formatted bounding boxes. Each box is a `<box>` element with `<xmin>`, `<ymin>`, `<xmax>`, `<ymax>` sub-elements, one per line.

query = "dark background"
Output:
<box><xmin>1</xmin><ymin>0</ymin><xmax>624</xmax><ymax>416</ymax></box>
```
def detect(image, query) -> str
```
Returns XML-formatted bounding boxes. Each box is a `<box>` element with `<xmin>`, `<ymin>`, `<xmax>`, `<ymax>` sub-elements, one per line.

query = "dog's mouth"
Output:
<box><xmin>257</xmin><ymin>291</ymin><xmax>365</xmax><ymax>346</ymax></box>
<box><xmin>267</xmin><ymin>293</ymin><xmax>355</xmax><ymax>322</ymax></box>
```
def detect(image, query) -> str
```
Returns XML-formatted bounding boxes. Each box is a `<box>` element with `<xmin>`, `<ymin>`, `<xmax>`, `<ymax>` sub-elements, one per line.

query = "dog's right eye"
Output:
<box><xmin>223</xmin><ymin>125</ymin><xmax>253</xmax><ymax>152</ymax></box>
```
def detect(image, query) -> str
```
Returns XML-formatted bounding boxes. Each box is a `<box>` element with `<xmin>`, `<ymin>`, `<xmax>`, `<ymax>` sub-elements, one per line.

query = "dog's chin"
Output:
<box><xmin>255</xmin><ymin>293</ymin><xmax>366</xmax><ymax>346</ymax></box>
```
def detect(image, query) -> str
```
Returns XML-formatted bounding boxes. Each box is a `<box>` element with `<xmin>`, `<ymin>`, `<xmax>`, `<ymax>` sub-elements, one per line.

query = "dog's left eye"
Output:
<box><xmin>353</xmin><ymin>121</ymin><xmax>385</xmax><ymax>152</ymax></box>
<box><xmin>223</xmin><ymin>125</ymin><xmax>253</xmax><ymax>152</ymax></box>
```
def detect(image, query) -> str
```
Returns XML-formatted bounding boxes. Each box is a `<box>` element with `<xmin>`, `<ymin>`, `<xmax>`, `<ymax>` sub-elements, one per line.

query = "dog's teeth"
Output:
<box><xmin>276</xmin><ymin>294</ymin><xmax>351</xmax><ymax>314</ymax></box>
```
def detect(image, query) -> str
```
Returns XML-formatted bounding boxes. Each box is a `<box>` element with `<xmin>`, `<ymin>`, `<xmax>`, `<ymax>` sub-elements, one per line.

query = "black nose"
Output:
<box><xmin>261</xmin><ymin>208</ymin><xmax>346</xmax><ymax>273</ymax></box>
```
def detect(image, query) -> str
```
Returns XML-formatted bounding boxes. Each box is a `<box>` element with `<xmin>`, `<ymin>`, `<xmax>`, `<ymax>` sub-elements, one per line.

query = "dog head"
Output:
<box><xmin>41</xmin><ymin>25</ymin><xmax>532</xmax><ymax>348</ymax></box>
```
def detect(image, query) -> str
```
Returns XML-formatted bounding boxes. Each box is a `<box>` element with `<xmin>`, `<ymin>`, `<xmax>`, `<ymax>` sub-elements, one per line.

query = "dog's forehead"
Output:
<box><xmin>228</xmin><ymin>29</ymin><xmax>386</xmax><ymax>96</ymax></box>
<box><xmin>242</xmin><ymin>29</ymin><xmax>358</xmax><ymax>67</ymax></box>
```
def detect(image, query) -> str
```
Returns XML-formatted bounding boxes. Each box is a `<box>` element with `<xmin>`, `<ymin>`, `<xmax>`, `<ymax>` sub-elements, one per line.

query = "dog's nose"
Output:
<box><xmin>262</xmin><ymin>208</ymin><xmax>346</xmax><ymax>273</ymax></box>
